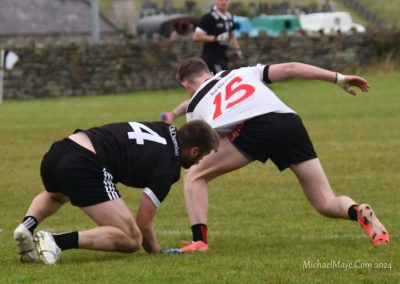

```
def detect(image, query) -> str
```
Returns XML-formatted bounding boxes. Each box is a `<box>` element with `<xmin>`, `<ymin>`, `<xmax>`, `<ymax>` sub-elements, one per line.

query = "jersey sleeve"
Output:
<box><xmin>197</xmin><ymin>14</ymin><xmax>212</xmax><ymax>34</ymax></box>
<box><xmin>143</xmin><ymin>176</ymin><xmax>175</xmax><ymax>207</ymax></box>
<box><xmin>249</xmin><ymin>64</ymin><xmax>272</xmax><ymax>84</ymax></box>
<box><xmin>248</xmin><ymin>64</ymin><xmax>264</xmax><ymax>80</ymax></box>
<box><xmin>262</xmin><ymin>65</ymin><xmax>272</xmax><ymax>84</ymax></box>
<box><xmin>143</xmin><ymin>183</ymin><xmax>171</xmax><ymax>207</ymax></box>
<box><xmin>142</xmin><ymin>145</ymin><xmax>180</xmax><ymax>207</ymax></box>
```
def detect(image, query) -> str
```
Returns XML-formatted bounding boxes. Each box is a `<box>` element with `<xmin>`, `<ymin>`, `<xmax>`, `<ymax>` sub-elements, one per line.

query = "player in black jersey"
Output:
<box><xmin>160</xmin><ymin>0</ymin><xmax>242</xmax><ymax>124</ymax></box>
<box><xmin>13</xmin><ymin>120</ymin><xmax>219</xmax><ymax>264</ymax></box>
<box><xmin>193</xmin><ymin>0</ymin><xmax>242</xmax><ymax>74</ymax></box>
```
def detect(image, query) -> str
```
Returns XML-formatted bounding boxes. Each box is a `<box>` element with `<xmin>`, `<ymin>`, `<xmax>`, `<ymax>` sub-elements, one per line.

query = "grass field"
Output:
<box><xmin>0</xmin><ymin>71</ymin><xmax>399</xmax><ymax>283</ymax></box>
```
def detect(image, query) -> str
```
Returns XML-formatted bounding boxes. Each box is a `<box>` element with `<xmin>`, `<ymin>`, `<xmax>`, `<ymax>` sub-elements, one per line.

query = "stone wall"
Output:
<box><xmin>2</xmin><ymin>29</ymin><xmax>399</xmax><ymax>99</ymax></box>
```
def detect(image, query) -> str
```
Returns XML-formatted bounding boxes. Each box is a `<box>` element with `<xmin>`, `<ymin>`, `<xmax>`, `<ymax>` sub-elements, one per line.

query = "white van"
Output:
<box><xmin>299</xmin><ymin>11</ymin><xmax>366</xmax><ymax>35</ymax></box>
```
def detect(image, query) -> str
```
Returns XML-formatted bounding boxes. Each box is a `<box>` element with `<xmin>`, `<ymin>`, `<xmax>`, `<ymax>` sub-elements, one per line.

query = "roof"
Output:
<box><xmin>0</xmin><ymin>0</ymin><xmax>118</xmax><ymax>36</ymax></box>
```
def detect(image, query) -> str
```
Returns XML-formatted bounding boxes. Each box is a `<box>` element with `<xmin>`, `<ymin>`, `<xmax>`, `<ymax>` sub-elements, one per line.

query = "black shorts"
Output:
<box><xmin>229</xmin><ymin>113</ymin><xmax>317</xmax><ymax>171</ymax></box>
<box><xmin>202</xmin><ymin>54</ymin><xmax>228</xmax><ymax>74</ymax></box>
<box><xmin>40</xmin><ymin>138</ymin><xmax>121</xmax><ymax>207</ymax></box>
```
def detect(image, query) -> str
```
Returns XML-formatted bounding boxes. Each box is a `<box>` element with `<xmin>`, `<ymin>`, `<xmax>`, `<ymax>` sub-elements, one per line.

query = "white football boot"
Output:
<box><xmin>13</xmin><ymin>223</ymin><xmax>39</xmax><ymax>263</ymax></box>
<box><xmin>34</xmin><ymin>231</ymin><xmax>62</xmax><ymax>264</ymax></box>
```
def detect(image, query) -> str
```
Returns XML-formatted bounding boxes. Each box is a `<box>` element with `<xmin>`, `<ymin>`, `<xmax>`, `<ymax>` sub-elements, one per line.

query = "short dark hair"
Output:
<box><xmin>178</xmin><ymin>120</ymin><xmax>219</xmax><ymax>155</ymax></box>
<box><xmin>177</xmin><ymin>57</ymin><xmax>210</xmax><ymax>82</ymax></box>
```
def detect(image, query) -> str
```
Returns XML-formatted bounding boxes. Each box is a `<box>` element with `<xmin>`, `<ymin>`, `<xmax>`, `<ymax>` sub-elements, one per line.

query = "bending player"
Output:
<box><xmin>164</xmin><ymin>57</ymin><xmax>389</xmax><ymax>253</ymax></box>
<box><xmin>14</xmin><ymin>119</ymin><xmax>219</xmax><ymax>264</ymax></box>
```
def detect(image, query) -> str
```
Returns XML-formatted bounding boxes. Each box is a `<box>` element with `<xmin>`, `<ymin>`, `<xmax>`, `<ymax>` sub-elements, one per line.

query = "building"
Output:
<box><xmin>0</xmin><ymin>0</ymin><xmax>119</xmax><ymax>44</ymax></box>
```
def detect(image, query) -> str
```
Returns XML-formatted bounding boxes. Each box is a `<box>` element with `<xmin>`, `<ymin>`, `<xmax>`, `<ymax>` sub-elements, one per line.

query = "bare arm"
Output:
<box><xmin>135</xmin><ymin>194</ymin><xmax>160</xmax><ymax>253</ymax></box>
<box><xmin>192</xmin><ymin>31</ymin><xmax>216</xmax><ymax>43</ymax></box>
<box><xmin>171</xmin><ymin>100</ymin><xmax>190</xmax><ymax>120</ymax></box>
<box><xmin>230</xmin><ymin>33</ymin><xmax>243</xmax><ymax>59</ymax></box>
<box><xmin>229</xmin><ymin>33</ymin><xmax>240</xmax><ymax>50</ymax></box>
<box><xmin>268</xmin><ymin>62</ymin><xmax>370</xmax><ymax>95</ymax></box>
<box><xmin>161</xmin><ymin>100</ymin><xmax>190</xmax><ymax>124</ymax></box>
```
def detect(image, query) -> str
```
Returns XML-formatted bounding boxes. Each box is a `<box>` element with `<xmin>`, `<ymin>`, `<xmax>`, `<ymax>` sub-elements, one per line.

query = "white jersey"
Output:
<box><xmin>186</xmin><ymin>64</ymin><xmax>295</xmax><ymax>133</ymax></box>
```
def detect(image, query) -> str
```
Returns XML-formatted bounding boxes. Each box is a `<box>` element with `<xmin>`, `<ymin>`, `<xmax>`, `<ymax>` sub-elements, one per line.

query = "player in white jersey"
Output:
<box><xmin>163</xmin><ymin>57</ymin><xmax>389</xmax><ymax>253</ymax></box>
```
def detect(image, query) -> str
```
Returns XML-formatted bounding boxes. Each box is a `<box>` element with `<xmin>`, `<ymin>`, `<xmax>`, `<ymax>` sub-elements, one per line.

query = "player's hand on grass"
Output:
<box><xmin>162</xmin><ymin>248</ymin><xmax>181</xmax><ymax>254</ymax></box>
<box><xmin>336</xmin><ymin>73</ymin><xmax>370</xmax><ymax>96</ymax></box>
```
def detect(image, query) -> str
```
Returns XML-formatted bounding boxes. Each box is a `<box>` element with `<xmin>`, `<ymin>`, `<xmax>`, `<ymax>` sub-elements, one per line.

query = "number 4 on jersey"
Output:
<box><xmin>128</xmin><ymin>122</ymin><xmax>167</xmax><ymax>145</ymax></box>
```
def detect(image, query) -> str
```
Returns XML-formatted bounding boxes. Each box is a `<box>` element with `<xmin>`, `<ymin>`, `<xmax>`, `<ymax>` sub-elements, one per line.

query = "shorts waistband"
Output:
<box><xmin>63</xmin><ymin>138</ymin><xmax>98</xmax><ymax>158</ymax></box>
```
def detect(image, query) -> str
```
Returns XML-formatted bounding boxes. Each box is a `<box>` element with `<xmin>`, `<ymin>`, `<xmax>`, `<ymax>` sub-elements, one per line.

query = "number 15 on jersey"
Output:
<box><xmin>212</xmin><ymin>76</ymin><xmax>255</xmax><ymax>119</ymax></box>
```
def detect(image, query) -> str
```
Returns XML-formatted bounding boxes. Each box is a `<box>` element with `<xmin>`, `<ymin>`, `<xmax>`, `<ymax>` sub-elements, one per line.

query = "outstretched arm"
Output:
<box><xmin>268</xmin><ymin>62</ymin><xmax>370</xmax><ymax>96</ymax></box>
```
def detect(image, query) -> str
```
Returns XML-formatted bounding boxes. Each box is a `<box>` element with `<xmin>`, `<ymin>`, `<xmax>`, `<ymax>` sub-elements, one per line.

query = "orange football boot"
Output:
<box><xmin>180</xmin><ymin>241</ymin><xmax>208</xmax><ymax>252</ymax></box>
<box><xmin>357</xmin><ymin>204</ymin><xmax>389</xmax><ymax>245</ymax></box>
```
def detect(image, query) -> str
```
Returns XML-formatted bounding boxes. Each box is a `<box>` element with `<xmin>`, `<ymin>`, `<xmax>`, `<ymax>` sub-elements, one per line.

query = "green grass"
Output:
<box><xmin>1</xmin><ymin>71</ymin><xmax>399</xmax><ymax>283</ymax></box>
<box><xmin>357</xmin><ymin>0</ymin><xmax>400</xmax><ymax>28</ymax></box>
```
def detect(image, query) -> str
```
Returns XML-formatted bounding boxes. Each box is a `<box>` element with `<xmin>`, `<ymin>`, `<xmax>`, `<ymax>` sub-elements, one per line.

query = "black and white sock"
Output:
<box><xmin>22</xmin><ymin>216</ymin><xmax>38</xmax><ymax>234</ymax></box>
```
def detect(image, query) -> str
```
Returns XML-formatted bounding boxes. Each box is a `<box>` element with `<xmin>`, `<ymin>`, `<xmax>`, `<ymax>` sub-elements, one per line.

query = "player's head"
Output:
<box><xmin>214</xmin><ymin>0</ymin><xmax>230</xmax><ymax>12</ymax></box>
<box><xmin>178</xmin><ymin>120</ymin><xmax>219</xmax><ymax>169</ymax></box>
<box><xmin>178</xmin><ymin>57</ymin><xmax>211</xmax><ymax>82</ymax></box>
<box><xmin>178</xmin><ymin>57</ymin><xmax>212</xmax><ymax>95</ymax></box>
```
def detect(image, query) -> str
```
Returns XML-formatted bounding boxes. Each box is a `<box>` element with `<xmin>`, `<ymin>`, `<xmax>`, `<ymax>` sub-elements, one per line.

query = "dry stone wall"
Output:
<box><xmin>2</xmin><ymin>29</ymin><xmax>398</xmax><ymax>99</ymax></box>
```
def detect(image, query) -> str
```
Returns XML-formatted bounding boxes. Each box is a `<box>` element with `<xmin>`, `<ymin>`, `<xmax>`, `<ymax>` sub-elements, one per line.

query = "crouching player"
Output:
<box><xmin>14</xmin><ymin>119</ymin><xmax>219</xmax><ymax>264</ymax></box>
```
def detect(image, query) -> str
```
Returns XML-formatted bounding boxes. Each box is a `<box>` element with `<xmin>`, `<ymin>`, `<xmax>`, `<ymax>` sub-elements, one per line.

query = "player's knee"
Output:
<box><xmin>122</xmin><ymin>239</ymin><xmax>142</xmax><ymax>253</ymax></box>
<box><xmin>118</xmin><ymin>234</ymin><xmax>142</xmax><ymax>253</ymax></box>
<box><xmin>184</xmin><ymin>167</ymin><xmax>213</xmax><ymax>184</ymax></box>
<box><xmin>116</xmin><ymin>219</ymin><xmax>143</xmax><ymax>253</ymax></box>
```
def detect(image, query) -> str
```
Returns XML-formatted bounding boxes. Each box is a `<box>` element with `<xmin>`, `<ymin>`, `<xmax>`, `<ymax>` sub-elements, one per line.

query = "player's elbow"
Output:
<box><xmin>192</xmin><ymin>32</ymin><xmax>204</xmax><ymax>42</ymax></box>
<box><xmin>281</xmin><ymin>62</ymin><xmax>301</xmax><ymax>76</ymax></box>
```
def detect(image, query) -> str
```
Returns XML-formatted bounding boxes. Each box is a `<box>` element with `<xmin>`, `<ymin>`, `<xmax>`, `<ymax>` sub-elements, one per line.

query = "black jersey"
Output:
<box><xmin>82</xmin><ymin>121</ymin><xmax>181</xmax><ymax>205</ymax></box>
<box><xmin>198</xmin><ymin>8</ymin><xmax>236</xmax><ymax>62</ymax></box>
